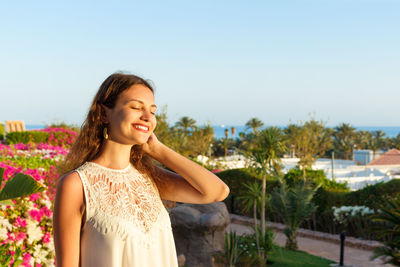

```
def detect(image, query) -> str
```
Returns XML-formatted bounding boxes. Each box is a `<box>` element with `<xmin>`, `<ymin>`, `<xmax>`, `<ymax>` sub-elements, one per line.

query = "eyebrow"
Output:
<box><xmin>126</xmin><ymin>99</ymin><xmax>157</xmax><ymax>108</ymax></box>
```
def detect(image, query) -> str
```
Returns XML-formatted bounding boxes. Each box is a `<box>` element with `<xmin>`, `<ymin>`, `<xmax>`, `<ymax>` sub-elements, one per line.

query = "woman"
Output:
<box><xmin>53</xmin><ymin>73</ymin><xmax>230</xmax><ymax>267</ymax></box>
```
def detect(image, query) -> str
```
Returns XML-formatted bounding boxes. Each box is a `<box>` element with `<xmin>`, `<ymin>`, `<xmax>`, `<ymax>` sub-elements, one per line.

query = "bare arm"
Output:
<box><xmin>143</xmin><ymin>134</ymin><xmax>230</xmax><ymax>203</ymax></box>
<box><xmin>53</xmin><ymin>172</ymin><xmax>84</xmax><ymax>267</ymax></box>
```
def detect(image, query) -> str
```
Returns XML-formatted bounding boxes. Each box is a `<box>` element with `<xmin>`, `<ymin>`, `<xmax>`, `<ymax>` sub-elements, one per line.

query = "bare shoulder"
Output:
<box><xmin>57</xmin><ymin>171</ymin><xmax>82</xmax><ymax>193</ymax></box>
<box><xmin>55</xmin><ymin>171</ymin><xmax>84</xmax><ymax>208</ymax></box>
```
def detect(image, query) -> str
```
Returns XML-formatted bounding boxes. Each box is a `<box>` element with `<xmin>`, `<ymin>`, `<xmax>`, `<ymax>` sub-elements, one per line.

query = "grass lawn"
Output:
<box><xmin>268</xmin><ymin>245</ymin><xmax>336</xmax><ymax>267</ymax></box>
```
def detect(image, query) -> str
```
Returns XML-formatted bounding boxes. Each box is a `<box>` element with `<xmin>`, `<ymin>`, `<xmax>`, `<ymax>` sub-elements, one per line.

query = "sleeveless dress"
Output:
<box><xmin>75</xmin><ymin>161</ymin><xmax>178</xmax><ymax>267</ymax></box>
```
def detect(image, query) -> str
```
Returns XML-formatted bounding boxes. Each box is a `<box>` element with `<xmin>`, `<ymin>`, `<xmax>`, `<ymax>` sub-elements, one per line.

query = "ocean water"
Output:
<box><xmin>26</xmin><ymin>124</ymin><xmax>400</xmax><ymax>140</ymax></box>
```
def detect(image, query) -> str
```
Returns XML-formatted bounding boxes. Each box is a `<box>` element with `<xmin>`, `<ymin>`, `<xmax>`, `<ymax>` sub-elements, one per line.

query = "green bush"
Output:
<box><xmin>313</xmin><ymin>179</ymin><xmax>400</xmax><ymax>238</ymax></box>
<box><xmin>218</xmin><ymin>167</ymin><xmax>400</xmax><ymax>241</ymax></box>
<box><xmin>0</xmin><ymin>123</ymin><xmax>4</xmax><ymax>140</ymax></box>
<box><xmin>284</xmin><ymin>168</ymin><xmax>349</xmax><ymax>191</ymax></box>
<box><xmin>5</xmin><ymin>131</ymin><xmax>49</xmax><ymax>145</ymax></box>
<box><xmin>346</xmin><ymin>180</ymin><xmax>400</xmax><ymax>209</ymax></box>
<box><xmin>216</xmin><ymin>168</ymin><xmax>279</xmax><ymax>215</ymax></box>
<box><xmin>214</xmin><ymin>228</ymin><xmax>274</xmax><ymax>267</ymax></box>
<box><xmin>0</xmin><ymin>156</ymin><xmax>58</xmax><ymax>171</ymax></box>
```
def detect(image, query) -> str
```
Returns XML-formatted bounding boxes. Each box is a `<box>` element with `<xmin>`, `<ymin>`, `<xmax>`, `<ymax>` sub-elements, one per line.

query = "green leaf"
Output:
<box><xmin>0</xmin><ymin>173</ymin><xmax>45</xmax><ymax>201</ymax></box>
<box><xmin>0</xmin><ymin>200</ymin><xmax>13</xmax><ymax>206</ymax></box>
<box><xmin>0</xmin><ymin>167</ymin><xmax>4</xmax><ymax>187</ymax></box>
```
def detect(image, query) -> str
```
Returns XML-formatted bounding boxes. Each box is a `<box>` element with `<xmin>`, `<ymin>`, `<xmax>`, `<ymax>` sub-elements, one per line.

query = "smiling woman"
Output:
<box><xmin>52</xmin><ymin>72</ymin><xmax>230</xmax><ymax>267</ymax></box>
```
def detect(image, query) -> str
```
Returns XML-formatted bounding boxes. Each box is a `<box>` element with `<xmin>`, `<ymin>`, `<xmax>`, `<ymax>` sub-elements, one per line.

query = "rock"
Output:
<box><xmin>170</xmin><ymin>202</ymin><xmax>230</xmax><ymax>267</ymax></box>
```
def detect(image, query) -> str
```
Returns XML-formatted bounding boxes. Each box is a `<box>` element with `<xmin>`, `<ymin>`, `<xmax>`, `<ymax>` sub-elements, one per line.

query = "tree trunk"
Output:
<box><xmin>254</xmin><ymin>200</ymin><xmax>260</xmax><ymax>256</ymax></box>
<box><xmin>285</xmin><ymin>234</ymin><xmax>298</xmax><ymax>250</ymax></box>
<box><xmin>261</xmin><ymin>175</ymin><xmax>266</xmax><ymax>237</ymax></box>
<box><xmin>284</xmin><ymin>228</ymin><xmax>298</xmax><ymax>250</ymax></box>
<box><xmin>261</xmin><ymin>174</ymin><xmax>266</xmax><ymax>262</ymax></box>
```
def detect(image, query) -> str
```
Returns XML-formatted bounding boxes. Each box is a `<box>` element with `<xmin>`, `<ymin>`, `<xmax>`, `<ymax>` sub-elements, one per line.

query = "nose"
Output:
<box><xmin>140</xmin><ymin>108</ymin><xmax>152</xmax><ymax>121</ymax></box>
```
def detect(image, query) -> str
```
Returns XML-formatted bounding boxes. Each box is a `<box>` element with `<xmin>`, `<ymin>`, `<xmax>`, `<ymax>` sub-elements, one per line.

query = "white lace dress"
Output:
<box><xmin>75</xmin><ymin>161</ymin><xmax>178</xmax><ymax>267</ymax></box>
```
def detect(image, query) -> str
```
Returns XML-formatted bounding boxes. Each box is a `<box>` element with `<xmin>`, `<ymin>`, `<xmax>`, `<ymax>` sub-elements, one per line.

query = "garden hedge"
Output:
<box><xmin>217</xmin><ymin>167</ymin><xmax>400</xmax><ymax>237</ymax></box>
<box><xmin>5</xmin><ymin>128</ymin><xmax>77</xmax><ymax>147</ymax></box>
<box><xmin>6</xmin><ymin>131</ymin><xmax>49</xmax><ymax>144</ymax></box>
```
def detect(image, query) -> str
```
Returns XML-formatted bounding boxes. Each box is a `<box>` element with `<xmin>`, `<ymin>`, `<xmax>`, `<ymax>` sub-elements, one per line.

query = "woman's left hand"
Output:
<box><xmin>142</xmin><ymin>132</ymin><xmax>162</xmax><ymax>157</ymax></box>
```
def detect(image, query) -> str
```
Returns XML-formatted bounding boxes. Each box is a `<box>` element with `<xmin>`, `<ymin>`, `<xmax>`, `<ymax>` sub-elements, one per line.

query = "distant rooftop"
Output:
<box><xmin>367</xmin><ymin>149</ymin><xmax>400</xmax><ymax>165</ymax></box>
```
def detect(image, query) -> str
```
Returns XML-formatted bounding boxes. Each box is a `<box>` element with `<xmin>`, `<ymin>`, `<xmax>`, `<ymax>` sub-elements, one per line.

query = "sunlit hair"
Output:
<box><xmin>61</xmin><ymin>72</ymin><xmax>165</xmax><ymax>190</ymax></box>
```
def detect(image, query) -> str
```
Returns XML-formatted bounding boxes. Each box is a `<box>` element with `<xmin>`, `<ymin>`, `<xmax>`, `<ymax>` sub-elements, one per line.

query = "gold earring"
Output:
<box><xmin>103</xmin><ymin>127</ymin><xmax>109</xmax><ymax>139</ymax></box>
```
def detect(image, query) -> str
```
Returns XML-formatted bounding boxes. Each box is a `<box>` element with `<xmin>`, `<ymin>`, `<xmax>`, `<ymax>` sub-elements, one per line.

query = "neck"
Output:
<box><xmin>92</xmin><ymin>139</ymin><xmax>133</xmax><ymax>169</ymax></box>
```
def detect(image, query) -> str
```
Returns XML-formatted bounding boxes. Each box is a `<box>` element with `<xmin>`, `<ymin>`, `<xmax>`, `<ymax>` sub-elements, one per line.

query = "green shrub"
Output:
<box><xmin>284</xmin><ymin>168</ymin><xmax>349</xmax><ymax>191</ymax></box>
<box><xmin>313</xmin><ymin>179</ymin><xmax>400</xmax><ymax>238</ymax></box>
<box><xmin>346</xmin><ymin>180</ymin><xmax>400</xmax><ymax>209</ymax></box>
<box><xmin>214</xmin><ymin>228</ymin><xmax>274</xmax><ymax>267</ymax></box>
<box><xmin>0</xmin><ymin>156</ymin><xmax>58</xmax><ymax>171</ymax></box>
<box><xmin>216</xmin><ymin>169</ymin><xmax>279</xmax><ymax>215</ymax></box>
<box><xmin>5</xmin><ymin>131</ymin><xmax>49</xmax><ymax>145</ymax></box>
<box><xmin>0</xmin><ymin>123</ymin><xmax>4</xmax><ymax>140</ymax></box>
<box><xmin>216</xmin><ymin>167</ymin><xmax>400</xmax><ymax>241</ymax></box>
<box><xmin>47</xmin><ymin>122</ymin><xmax>80</xmax><ymax>133</ymax></box>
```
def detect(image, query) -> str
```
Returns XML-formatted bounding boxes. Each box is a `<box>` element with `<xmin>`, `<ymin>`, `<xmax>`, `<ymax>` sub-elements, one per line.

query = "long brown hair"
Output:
<box><xmin>62</xmin><ymin>72</ymin><xmax>165</xmax><ymax>190</ymax></box>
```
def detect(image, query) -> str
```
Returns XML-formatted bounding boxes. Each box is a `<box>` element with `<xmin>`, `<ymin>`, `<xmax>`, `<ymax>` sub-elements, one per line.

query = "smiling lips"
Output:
<box><xmin>133</xmin><ymin>124</ymin><xmax>149</xmax><ymax>132</ymax></box>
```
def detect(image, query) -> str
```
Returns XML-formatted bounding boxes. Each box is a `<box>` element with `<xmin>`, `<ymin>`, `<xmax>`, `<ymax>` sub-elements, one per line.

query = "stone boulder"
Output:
<box><xmin>169</xmin><ymin>202</ymin><xmax>230</xmax><ymax>267</ymax></box>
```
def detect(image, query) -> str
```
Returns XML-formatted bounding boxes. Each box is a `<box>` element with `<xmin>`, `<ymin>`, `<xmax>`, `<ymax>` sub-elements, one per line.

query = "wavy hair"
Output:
<box><xmin>62</xmin><ymin>72</ymin><xmax>165</xmax><ymax>190</ymax></box>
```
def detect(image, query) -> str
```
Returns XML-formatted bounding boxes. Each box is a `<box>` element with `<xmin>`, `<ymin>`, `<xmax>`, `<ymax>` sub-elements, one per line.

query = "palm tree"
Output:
<box><xmin>334</xmin><ymin>123</ymin><xmax>357</xmax><ymax>160</ymax></box>
<box><xmin>370</xmin><ymin>198</ymin><xmax>400</xmax><ymax>266</ymax></box>
<box><xmin>391</xmin><ymin>134</ymin><xmax>400</xmax><ymax>150</ymax></box>
<box><xmin>245</xmin><ymin>127</ymin><xmax>286</xmax><ymax>259</ymax></box>
<box><xmin>175</xmin><ymin>116</ymin><xmax>196</xmax><ymax>133</ymax></box>
<box><xmin>270</xmin><ymin>179</ymin><xmax>320</xmax><ymax>250</ymax></box>
<box><xmin>224</xmin><ymin>128</ymin><xmax>229</xmax><ymax>138</ymax></box>
<box><xmin>231</xmin><ymin>127</ymin><xmax>236</xmax><ymax>138</ymax></box>
<box><xmin>355</xmin><ymin>130</ymin><xmax>373</xmax><ymax>149</ymax></box>
<box><xmin>245</xmin><ymin>118</ymin><xmax>264</xmax><ymax>134</ymax></box>
<box><xmin>237</xmin><ymin>181</ymin><xmax>268</xmax><ymax>256</ymax></box>
<box><xmin>218</xmin><ymin>137</ymin><xmax>232</xmax><ymax>157</ymax></box>
<box><xmin>371</xmin><ymin>130</ymin><xmax>387</xmax><ymax>159</ymax></box>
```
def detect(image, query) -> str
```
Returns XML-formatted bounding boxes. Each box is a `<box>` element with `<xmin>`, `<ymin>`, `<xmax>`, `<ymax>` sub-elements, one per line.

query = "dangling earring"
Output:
<box><xmin>103</xmin><ymin>127</ymin><xmax>109</xmax><ymax>140</ymax></box>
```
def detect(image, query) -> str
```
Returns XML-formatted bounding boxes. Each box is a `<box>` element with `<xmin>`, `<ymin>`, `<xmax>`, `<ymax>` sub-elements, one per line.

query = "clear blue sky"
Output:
<box><xmin>1</xmin><ymin>0</ymin><xmax>399</xmax><ymax>127</ymax></box>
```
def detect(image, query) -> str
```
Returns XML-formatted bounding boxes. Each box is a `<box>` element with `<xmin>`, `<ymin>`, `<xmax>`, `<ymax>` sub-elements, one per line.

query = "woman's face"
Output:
<box><xmin>105</xmin><ymin>84</ymin><xmax>157</xmax><ymax>145</ymax></box>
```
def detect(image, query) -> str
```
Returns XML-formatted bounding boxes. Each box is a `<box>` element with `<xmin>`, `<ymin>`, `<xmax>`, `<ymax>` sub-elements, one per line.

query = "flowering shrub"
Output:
<box><xmin>332</xmin><ymin>205</ymin><xmax>374</xmax><ymax>224</ymax></box>
<box><xmin>0</xmin><ymin>139</ymin><xmax>67</xmax><ymax>266</ymax></box>
<box><xmin>0</xmin><ymin>143</ymin><xmax>68</xmax><ymax>171</ymax></box>
<box><xmin>332</xmin><ymin>205</ymin><xmax>375</xmax><ymax>239</ymax></box>
<box><xmin>0</xmin><ymin>162</ymin><xmax>57</xmax><ymax>266</ymax></box>
<box><xmin>40</xmin><ymin>127</ymin><xmax>77</xmax><ymax>147</ymax></box>
<box><xmin>5</xmin><ymin>127</ymin><xmax>77</xmax><ymax>148</ymax></box>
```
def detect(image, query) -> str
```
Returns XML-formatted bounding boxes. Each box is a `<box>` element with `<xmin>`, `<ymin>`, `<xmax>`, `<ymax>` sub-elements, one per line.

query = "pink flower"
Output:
<box><xmin>42</xmin><ymin>232</ymin><xmax>51</xmax><ymax>243</ymax></box>
<box><xmin>14</xmin><ymin>217</ymin><xmax>27</xmax><ymax>228</ymax></box>
<box><xmin>22</xmin><ymin>252</ymin><xmax>32</xmax><ymax>267</ymax></box>
<box><xmin>40</xmin><ymin>206</ymin><xmax>52</xmax><ymax>217</ymax></box>
<box><xmin>29</xmin><ymin>209</ymin><xmax>43</xmax><ymax>222</ymax></box>
<box><xmin>15</xmin><ymin>232</ymin><xmax>27</xmax><ymax>241</ymax></box>
<box><xmin>29</xmin><ymin>193</ymin><xmax>40</xmax><ymax>202</ymax></box>
<box><xmin>211</xmin><ymin>168</ymin><xmax>222</xmax><ymax>173</ymax></box>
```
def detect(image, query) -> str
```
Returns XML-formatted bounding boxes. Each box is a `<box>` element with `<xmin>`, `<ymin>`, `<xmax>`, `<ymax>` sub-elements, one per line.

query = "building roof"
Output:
<box><xmin>367</xmin><ymin>149</ymin><xmax>400</xmax><ymax>165</ymax></box>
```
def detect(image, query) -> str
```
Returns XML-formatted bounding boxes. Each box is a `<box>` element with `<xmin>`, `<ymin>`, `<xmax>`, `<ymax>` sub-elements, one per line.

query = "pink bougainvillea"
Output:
<box><xmin>0</xmin><ymin>136</ymin><xmax>67</xmax><ymax>266</ymax></box>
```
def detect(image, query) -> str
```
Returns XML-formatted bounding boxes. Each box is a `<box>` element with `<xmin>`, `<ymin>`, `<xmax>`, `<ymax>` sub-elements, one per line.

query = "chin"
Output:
<box><xmin>131</xmin><ymin>136</ymin><xmax>149</xmax><ymax>145</ymax></box>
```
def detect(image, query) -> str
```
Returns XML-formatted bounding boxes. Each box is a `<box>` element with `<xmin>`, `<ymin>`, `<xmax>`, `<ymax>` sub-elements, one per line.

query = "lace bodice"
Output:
<box><xmin>76</xmin><ymin>162</ymin><xmax>168</xmax><ymax>246</ymax></box>
<box><xmin>75</xmin><ymin>162</ymin><xmax>178</xmax><ymax>266</ymax></box>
